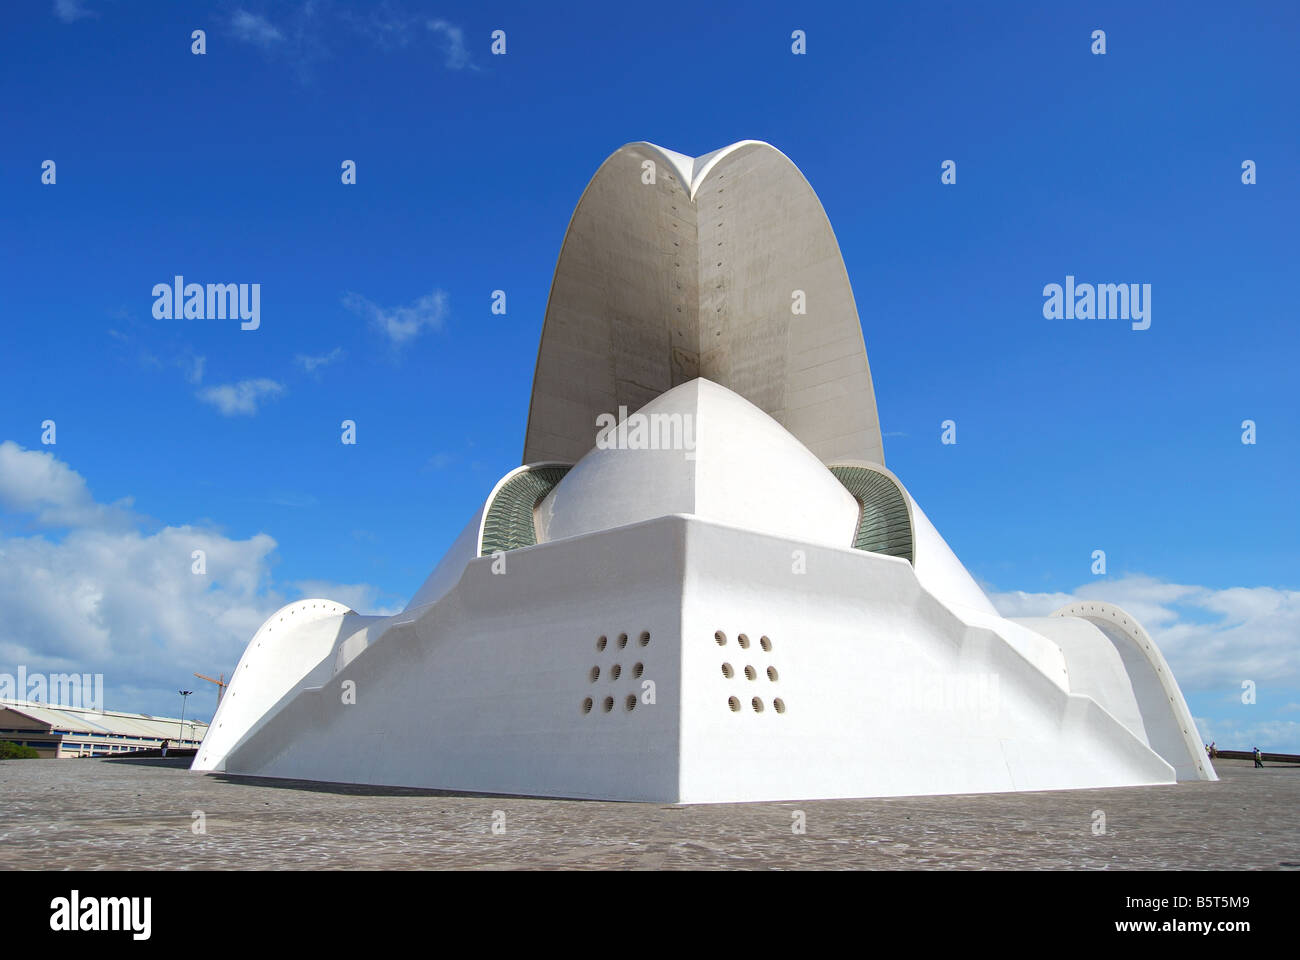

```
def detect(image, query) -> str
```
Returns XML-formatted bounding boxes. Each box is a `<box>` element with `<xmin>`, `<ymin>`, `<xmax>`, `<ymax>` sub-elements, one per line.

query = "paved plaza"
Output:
<box><xmin>1</xmin><ymin>757</ymin><xmax>1296</xmax><ymax>869</ymax></box>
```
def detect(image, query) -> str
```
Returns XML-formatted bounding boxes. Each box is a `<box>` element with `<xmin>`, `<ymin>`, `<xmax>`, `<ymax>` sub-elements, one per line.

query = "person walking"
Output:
<box><xmin>160</xmin><ymin>739</ymin><xmax>169</xmax><ymax>758</ymax></box>
<box><xmin>1253</xmin><ymin>746</ymin><xmax>1263</xmax><ymax>768</ymax></box>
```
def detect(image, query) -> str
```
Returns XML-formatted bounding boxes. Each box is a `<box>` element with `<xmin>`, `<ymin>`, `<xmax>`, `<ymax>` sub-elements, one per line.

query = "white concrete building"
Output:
<box><xmin>193</xmin><ymin>141</ymin><xmax>1215</xmax><ymax>801</ymax></box>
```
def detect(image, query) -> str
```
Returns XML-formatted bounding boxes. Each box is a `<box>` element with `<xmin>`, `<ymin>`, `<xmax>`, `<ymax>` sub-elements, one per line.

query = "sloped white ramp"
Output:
<box><xmin>1014</xmin><ymin>603</ymin><xmax>1216</xmax><ymax>781</ymax></box>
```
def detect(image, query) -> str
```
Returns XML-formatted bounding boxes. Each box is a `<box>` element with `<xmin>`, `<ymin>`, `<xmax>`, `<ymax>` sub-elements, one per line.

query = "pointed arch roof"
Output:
<box><xmin>523</xmin><ymin>140</ymin><xmax>884</xmax><ymax>466</ymax></box>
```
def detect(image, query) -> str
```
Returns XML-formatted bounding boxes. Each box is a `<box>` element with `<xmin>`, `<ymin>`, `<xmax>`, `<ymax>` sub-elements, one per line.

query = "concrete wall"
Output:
<box><xmin>202</xmin><ymin>517</ymin><xmax>1180</xmax><ymax>802</ymax></box>
<box><xmin>677</xmin><ymin>520</ymin><xmax>1173</xmax><ymax>802</ymax></box>
<box><xmin>216</xmin><ymin>519</ymin><xmax>687</xmax><ymax>801</ymax></box>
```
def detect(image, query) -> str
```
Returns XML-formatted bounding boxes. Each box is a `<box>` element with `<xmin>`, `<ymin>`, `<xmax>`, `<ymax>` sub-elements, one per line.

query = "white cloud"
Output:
<box><xmin>295</xmin><ymin>347</ymin><xmax>344</xmax><ymax>373</ymax></box>
<box><xmin>263</xmin><ymin>492</ymin><xmax>319</xmax><ymax>509</ymax></box>
<box><xmin>294</xmin><ymin>580</ymin><xmax>402</xmax><ymax>618</ymax></box>
<box><xmin>987</xmin><ymin>589</ymin><xmax>1078</xmax><ymax>620</ymax></box>
<box><xmin>53</xmin><ymin>0</ymin><xmax>95</xmax><ymax>23</ymax></box>
<box><xmin>0</xmin><ymin>445</ymin><xmax>393</xmax><ymax>719</ymax></box>
<box><xmin>0</xmin><ymin>523</ymin><xmax>277</xmax><ymax>672</ymax></box>
<box><xmin>220</xmin><ymin>9</ymin><xmax>475</xmax><ymax>77</ymax></box>
<box><xmin>0</xmin><ymin>442</ymin><xmax>134</xmax><ymax>529</ymax></box>
<box><xmin>230</xmin><ymin>10</ymin><xmax>284</xmax><ymax>48</ymax></box>
<box><xmin>427</xmin><ymin>19</ymin><xmax>472</xmax><ymax>70</ymax></box>
<box><xmin>990</xmin><ymin>574</ymin><xmax>1300</xmax><ymax>692</ymax></box>
<box><xmin>227</xmin><ymin>5</ymin><xmax>330</xmax><ymax>81</ymax></box>
<box><xmin>343</xmin><ymin>290</ymin><xmax>448</xmax><ymax>345</ymax></box>
<box><xmin>340</xmin><ymin>6</ymin><xmax>415</xmax><ymax>49</ymax></box>
<box><xmin>1193</xmin><ymin>716</ymin><xmax>1300</xmax><ymax>753</ymax></box>
<box><xmin>197</xmin><ymin>378</ymin><xmax>285</xmax><ymax>416</ymax></box>
<box><xmin>180</xmin><ymin>352</ymin><xmax>206</xmax><ymax>385</ymax></box>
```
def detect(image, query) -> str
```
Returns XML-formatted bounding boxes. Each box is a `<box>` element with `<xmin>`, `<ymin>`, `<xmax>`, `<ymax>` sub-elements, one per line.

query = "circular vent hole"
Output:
<box><xmin>633</xmin><ymin>662</ymin><xmax>644</xmax><ymax>678</ymax></box>
<box><xmin>639</xmin><ymin>631</ymin><xmax>650</xmax><ymax>646</ymax></box>
<box><xmin>611</xmin><ymin>664</ymin><xmax>622</xmax><ymax>681</ymax></box>
<box><xmin>767</xmin><ymin>666</ymin><xmax>779</xmax><ymax>682</ymax></box>
<box><xmin>618</xmin><ymin>633</ymin><xmax>628</xmax><ymax>648</ymax></box>
<box><xmin>589</xmin><ymin>666</ymin><xmax>600</xmax><ymax>682</ymax></box>
<box><xmin>602</xmin><ymin>697</ymin><xmax>614</xmax><ymax>713</ymax></box>
<box><xmin>738</xmin><ymin>634</ymin><xmax>751</xmax><ymax>649</ymax></box>
<box><xmin>773</xmin><ymin>698</ymin><xmax>786</xmax><ymax>714</ymax></box>
<box><xmin>760</xmin><ymin>636</ymin><xmax>772</xmax><ymax>652</ymax></box>
<box><xmin>752</xmin><ymin>697</ymin><xmax>764</xmax><ymax>713</ymax></box>
<box><xmin>714</xmin><ymin>631</ymin><xmax>727</xmax><ymax>646</ymax></box>
<box><xmin>582</xmin><ymin>698</ymin><xmax>593</xmax><ymax>714</ymax></box>
<box><xmin>744</xmin><ymin>665</ymin><xmax>756</xmax><ymax>681</ymax></box>
<box><xmin>728</xmin><ymin>697</ymin><xmax>741</xmax><ymax>712</ymax></box>
<box><xmin>721</xmin><ymin>663</ymin><xmax>734</xmax><ymax>679</ymax></box>
<box><xmin>597</xmin><ymin>635</ymin><xmax>607</xmax><ymax>652</ymax></box>
<box><xmin>625</xmin><ymin>695</ymin><xmax>637</xmax><ymax>712</ymax></box>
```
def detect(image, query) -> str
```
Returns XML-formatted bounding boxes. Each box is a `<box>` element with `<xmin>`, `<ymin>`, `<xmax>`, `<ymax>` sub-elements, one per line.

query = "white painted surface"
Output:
<box><xmin>825</xmin><ymin>458</ymin><xmax>999</xmax><ymax>618</ymax></box>
<box><xmin>536</xmin><ymin>379</ymin><xmax>859</xmax><ymax>550</ymax></box>
<box><xmin>906</xmin><ymin>496</ymin><xmax>1000</xmax><ymax>618</ymax></box>
<box><xmin>198</xmin><ymin>516</ymin><xmax>1180</xmax><ymax>801</ymax></box>
<box><xmin>191</xmin><ymin>599</ymin><xmax>375</xmax><ymax>772</ymax></box>
<box><xmin>1046</xmin><ymin>603</ymin><xmax>1216</xmax><ymax>782</ymax></box>
<box><xmin>1015</xmin><ymin>615</ymin><xmax>1149</xmax><ymax>741</ymax></box>
<box><xmin>960</xmin><ymin>611</ymin><xmax>1071</xmax><ymax>693</ymax></box>
<box><xmin>676</xmin><ymin>519</ymin><xmax>1172</xmax><ymax>801</ymax></box>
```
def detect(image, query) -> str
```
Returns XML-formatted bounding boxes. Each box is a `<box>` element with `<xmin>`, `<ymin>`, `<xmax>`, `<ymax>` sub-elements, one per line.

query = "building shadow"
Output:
<box><xmin>206</xmin><ymin>771</ymin><xmax>590</xmax><ymax>801</ymax></box>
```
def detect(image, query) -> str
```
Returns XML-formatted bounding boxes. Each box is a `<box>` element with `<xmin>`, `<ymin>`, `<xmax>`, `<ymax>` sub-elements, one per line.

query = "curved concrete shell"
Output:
<box><xmin>523</xmin><ymin>141</ymin><xmax>885</xmax><ymax>467</ymax></box>
<box><xmin>536</xmin><ymin>379</ymin><xmax>859</xmax><ymax>549</ymax></box>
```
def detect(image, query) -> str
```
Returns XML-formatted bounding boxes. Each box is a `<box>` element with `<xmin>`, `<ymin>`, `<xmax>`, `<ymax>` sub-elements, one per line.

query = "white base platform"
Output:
<box><xmin>195</xmin><ymin>515</ymin><xmax>1197</xmax><ymax>803</ymax></box>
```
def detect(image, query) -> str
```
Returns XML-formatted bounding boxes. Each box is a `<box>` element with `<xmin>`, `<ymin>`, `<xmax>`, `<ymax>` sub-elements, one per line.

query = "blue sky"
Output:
<box><xmin>1</xmin><ymin>1</ymin><xmax>1297</xmax><ymax>750</ymax></box>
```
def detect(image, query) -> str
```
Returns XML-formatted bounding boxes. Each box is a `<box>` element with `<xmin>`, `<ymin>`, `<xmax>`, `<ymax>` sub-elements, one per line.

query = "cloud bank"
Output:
<box><xmin>0</xmin><ymin>442</ymin><xmax>394</xmax><ymax>719</ymax></box>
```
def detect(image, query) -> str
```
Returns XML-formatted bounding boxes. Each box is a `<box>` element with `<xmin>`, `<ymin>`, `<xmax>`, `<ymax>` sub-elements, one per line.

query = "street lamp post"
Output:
<box><xmin>178</xmin><ymin>689</ymin><xmax>193</xmax><ymax>741</ymax></box>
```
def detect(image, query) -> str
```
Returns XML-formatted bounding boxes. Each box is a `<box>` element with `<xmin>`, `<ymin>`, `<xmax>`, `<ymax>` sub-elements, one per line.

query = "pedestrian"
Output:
<box><xmin>1210</xmin><ymin>741</ymin><xmax>1217</xmax><ymax>758</ymax></box>
<box><xmin>1253</xmin><ymin>746</ymin><xmax>1263</xmax><ymax>768</ymax></box>
<box><xmin>160</xmin><ymin>739</ymin><xmax>169</xmax><ymax>758</ymax></box>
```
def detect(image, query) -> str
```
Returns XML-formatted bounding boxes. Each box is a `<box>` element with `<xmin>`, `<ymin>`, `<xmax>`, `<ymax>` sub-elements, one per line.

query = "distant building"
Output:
<box><xmin>0</xmin><ymin>699</ymin><xmax>206</xmax><ymax>758</ymax></box>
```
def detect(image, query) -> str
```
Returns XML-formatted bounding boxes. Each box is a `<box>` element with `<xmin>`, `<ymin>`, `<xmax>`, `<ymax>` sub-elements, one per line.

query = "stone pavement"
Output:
<box><xmin>1</xmin><ymin>757</ymin><xmax>1296</xmax><ymax>869</ymax></box>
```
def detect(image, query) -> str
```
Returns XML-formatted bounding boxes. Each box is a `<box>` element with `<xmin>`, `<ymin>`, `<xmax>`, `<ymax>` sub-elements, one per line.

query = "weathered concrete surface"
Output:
<box><xmin>0</xmin><ymin>758</ymin><xmax>1295</xmax><ymax>870</ymax></box>
<box><xmin>523</xmin><ymin>141</ymin><xmax>885</xmax><ymax>467</ymax></box>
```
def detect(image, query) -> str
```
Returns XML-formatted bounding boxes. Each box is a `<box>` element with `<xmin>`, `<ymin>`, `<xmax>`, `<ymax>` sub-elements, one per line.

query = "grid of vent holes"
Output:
<box><xmin>717</xmin><ymin>632</ymin><xmax>785</xmax><ymax>715</ymax></box>
<box><xmin>583</xmin><ymin>631</ymin><xmax>650</xmax><ymax>715</ymax></box>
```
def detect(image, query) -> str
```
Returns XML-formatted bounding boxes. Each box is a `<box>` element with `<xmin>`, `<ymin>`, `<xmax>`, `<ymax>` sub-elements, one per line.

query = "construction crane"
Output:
<box><xmin>194</xmin><ymin>672</ymin><xmax>227</xmax><ymax>705</ymax></box>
